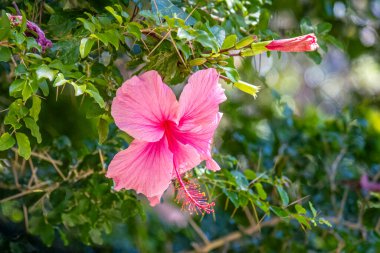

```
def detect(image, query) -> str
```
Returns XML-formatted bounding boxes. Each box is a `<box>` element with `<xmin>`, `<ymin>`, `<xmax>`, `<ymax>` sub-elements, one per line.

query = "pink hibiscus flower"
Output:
<box><xmin>265</xmin><ymin>33</ymin><xmax>319</xmax><ymax>52</ymax></box>
<box><xmin>107</xmin><ymin>68</ymin><xmax>226</xmax><ymax>213</ymax></box>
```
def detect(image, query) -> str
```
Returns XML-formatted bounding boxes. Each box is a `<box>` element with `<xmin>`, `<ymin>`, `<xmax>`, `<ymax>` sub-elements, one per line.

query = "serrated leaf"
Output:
<box><xmin>0</xmin><ymin>133</ymin><xmax>16</xmax><ymax>151</ymax></box>
<box><xmin>23</xmin><ymin>117</ymin><xmax>42</xmax><ymax>143</ymax></box>
<box><xmin>15</xmin><ymin>132</ymin><xmax>31</xmax><ymax>159</ymax></box>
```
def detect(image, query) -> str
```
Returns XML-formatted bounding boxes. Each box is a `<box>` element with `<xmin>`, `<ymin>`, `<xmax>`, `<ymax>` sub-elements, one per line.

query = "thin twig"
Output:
<box><xmin>189</xmin><ymin>218</ymin><xmax>210</xmax><ymax>245</ymax></box>
<box><xmin>12</xmin><ymin>1</ymin><xmax>21</xmax><ymax>15</ymax></box>
<box><xmin>148</xmin><ymin>30</ymin><xmax>171</xmax><ymax>56</ymax></box>
<box><xmin>23</xmin><ymin>204</ymin><xmax>29</xmax><ymax>231</ymax></box>
<box><xmin>43</xmin><ymin>151</ymin><xmax>66</xmax><ymax>179</ymax></box>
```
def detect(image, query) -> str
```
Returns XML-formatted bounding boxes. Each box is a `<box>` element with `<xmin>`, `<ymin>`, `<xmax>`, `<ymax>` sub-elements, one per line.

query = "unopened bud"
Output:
<box><xmin>189</xmin><ymin>58</ymin><xmax>207</xmax><ymax>66</ymax></box>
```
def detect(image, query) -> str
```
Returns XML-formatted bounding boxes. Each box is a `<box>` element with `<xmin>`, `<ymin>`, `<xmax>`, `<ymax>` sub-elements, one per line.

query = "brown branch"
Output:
<box><xmin>12</xmin><ymin>1</ymin><xmax>21</xmax><ymax>15</ymax></box>
<box><xmin>190</xmin><ymin>218</ymin><xmax>281</xmax><ymax>253</ymax></box>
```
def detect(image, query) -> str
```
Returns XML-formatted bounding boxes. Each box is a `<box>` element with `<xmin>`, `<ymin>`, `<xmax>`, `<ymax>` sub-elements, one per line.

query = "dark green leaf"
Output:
<box><xmin>0</xmin><ymin>47</ymin><xmax>11</xmax><ymax>62</ymax></box>
<box><xmin>0</xmin><ymin>11</ymin><xmax>11</xmax><ymax>40</ymax></box>
<box><xmin>276</xmin><ymin>185</ymin><xmax>289</xmax><ymax>206</ymax></box>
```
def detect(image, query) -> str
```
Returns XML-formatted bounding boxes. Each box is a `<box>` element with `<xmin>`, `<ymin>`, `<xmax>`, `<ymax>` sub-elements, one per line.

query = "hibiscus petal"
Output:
<box><xmin>175</xmin><ymin>113</ymin><xmax>223</xmax><ymax>171</ymax></box>
<box><xmin>112</xmin><ymin>70</ymin><xmax>179</xmax><ymax>142</ymax></box>
<box><xmin>172</xmin><ymin>141</ymin><xmax>201</xmax><ymax>176</ymax></box>
<box><xmin>106</xmin><ymin>138</ymin><xmax>174</xmax><ymax>205</ymax></box>
<box><xmin>178</xmin><ymin>68</ymin><xmax>226</xmax><ymax>130</ymax></box>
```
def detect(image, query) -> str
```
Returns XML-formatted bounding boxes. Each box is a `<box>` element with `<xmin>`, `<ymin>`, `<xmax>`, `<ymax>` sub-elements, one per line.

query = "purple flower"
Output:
<box><xmin>8</xmin><ymin>15</ymin><xmax>52</xmax><ymax>52</ymax></box>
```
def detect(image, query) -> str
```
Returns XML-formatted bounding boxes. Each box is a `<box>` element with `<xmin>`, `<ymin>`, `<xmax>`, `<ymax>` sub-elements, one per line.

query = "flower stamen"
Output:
<box><xmin>173</xmin><ymin>166</ymin><xmax>214</xmax><ymax>214</ymax></box>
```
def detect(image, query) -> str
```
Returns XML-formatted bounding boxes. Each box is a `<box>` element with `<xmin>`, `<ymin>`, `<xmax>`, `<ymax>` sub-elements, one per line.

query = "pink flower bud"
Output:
<box><xmin>265</xmin><ymin>33</ymin><xmax>319</xmax><ymax>52</ymax></box>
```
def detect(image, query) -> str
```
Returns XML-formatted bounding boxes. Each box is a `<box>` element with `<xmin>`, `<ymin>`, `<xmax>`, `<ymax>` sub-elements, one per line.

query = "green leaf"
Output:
<box><xmin>300</xmin><ymin>18</ymin><xmax>314</xmax><ymax>34</ymax></box>
<box><xmin>29</xmin><ymin>217</ymin><xmax>55</xmax><ymax>246</ymax></box>
<box><xmin>22</xmin><ymin>81</ymin><xmax>33</xmax><ymax>101</ymax></box>
<box><xmin>325</xmin><ymin>34</ymin><xmax>344</xmax><ymax>50</ymax></box>
<box><xmin>294</xmin><ymin>214</ymin><xmax>311</xmax><ymax>229</ymax></box>
<box><xmin>105</xmin><ymin>30</ymin><xmax>121</xmax><ymax>50</ymax></box>
<box><xmin>254</xmin><ymin>183</ymin><xmax>267</xmax><ymax>200</ymax></box>
<box><xmin>53</xmin><ymin>73</ymin><xmax>68</xmax><ymax>87</ymax></box>
<box><xmin>318</xmin><ymin>218</ymin><xmax>332</xmax><ymax>227</ymax></box>
<box><xmin>30</xmin><ymin>96</ymin><xmax>42</xmax><ymax>121</ymax></box>
<box><xmin>98</xmin><ymin>117</ymin><xmax>109</xmax><ymax>144</ymax></box>
<box><xmin>270</xmin><ymin>206</ymin><xmax>289</xmax><ymax>218</ymax></box>
<box><xmin>222</xmin><ymin>188</ymin><xmax>240</xmax><ymax>207</ymax></box>
<box><xmin>89</xmin><ymin>228</ymin><xmax>103</xmax><ymax>245</ymax></box>
<box><xmin>127</xmin><ymin>22</ymin><xmax>142</xmax><ymax>40</ymax></box>
<box><xmin>36</xmin><ymin>65</ymin><xmax>56</xmax><ymax>81</ymax></box>
<box><xmin>0</xmin><ymin>47</ymin><xmax>11</xmax><ymax>62</ymax></box>
<box><xmin>276</xmin><ymin>185</ymin><xmax>289</xmax><ymax>206</ymax></box>
<box><xmin>0</xmin><ymin>133</ymin><xmax>16</xmax><ymax>151</ymax></box>
<box><xmin>195</xmin><ymin>31</ymin><xmax>220</xmax><ymax>52</ymax></box>
<box><xmin>85</xmin><ymin>83</ymin><xmax>105</xmax><ymax>108</ymax></box>
<box><xmin>91</xmin><ymin>33</ymin><xmax>109</xmax><ymax>46</ymax></box>
<box><xmin>231</xmin><ymin>171</ymin><xmax>249</xmax><ymax>191</ymax></box>
<box><xmin>309</xmin><ymin>201</ymin><xmax>317</xmax><ymax>217</ymax></box>
<box><xmin>221</xmin><ymin>34</ymin><xmax>237</xmax><ymax>50</ymax></box>
<box><xmin>105</xmin><ymin>6</ymin><xmax>123</xmax><ymax>24</ymax></box>
<box><xmin>4</xmin><ymin>100</ymin><xmax>28</xmax><ymax>129</ymax></box>
<box><xmin>307</xmin><ymin>51</ymin><xmax>322</xmax><ymax>64</ymax></box>
<box><xmin>9</xmin><ymin>79</ymin><xmax>27</xmax><ymax>97</ymax></box>
<box><xmin>77</xmin><ymin>18</ymin><xmax>96</xmax><ymax>33</ymax></box>
<box><xmin>80</xmin><ymin>38</ymin><xmax>96</xmax><ymax>58</ymax></box>
<box><xmin>0</xmin><ymin>11</ymin><xmax>11</xmax><ymax>40</ymax></box>
<box><xmin>23</xmin><ymin>117</ymin><xmax>42</xmax><ymax>143</ymax></box>
<box><xmin>317</xmin><ymin>22</ymin><xmax>332</xmax><ymax>35</ymax></box>
<box><xmin>15</xmin><ymin>132</ymin><xmax>31</xmax><ymax>159</ymax></box>
<box><xmin>295</xmin><ymin>204</ymin><xmax>307</xmax><ymax>214</ymax></box>
<box><xmin>220</xmin><ymin>66</ymin><xmax>240</xmax><ymax>83</ymax></box>
<box><xmin>235</xmin><ymin>36</ymin><xmax>256</xmax><ymax>49</ymax></box>
<box><xmin>152</xmin><ymin>0</ymin><xmax>196</xmax><ymax>25</ymax></box>
<box><xmin>39</xmin><ymin>80</ymin><xmax>49</xmax><ymax>96</ymax></box>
